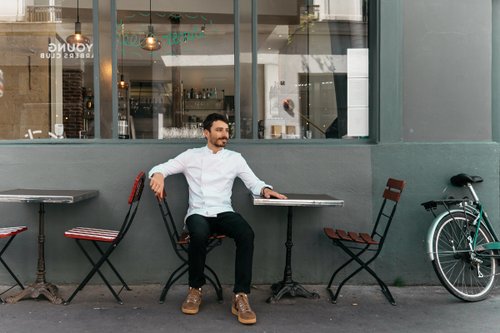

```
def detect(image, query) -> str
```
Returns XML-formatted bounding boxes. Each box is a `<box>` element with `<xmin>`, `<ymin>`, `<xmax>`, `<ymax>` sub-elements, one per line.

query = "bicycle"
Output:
<box><xmin>422</xmin><ymin>173</ymin><xmax>500</xmax><ymax>301</ymax></box>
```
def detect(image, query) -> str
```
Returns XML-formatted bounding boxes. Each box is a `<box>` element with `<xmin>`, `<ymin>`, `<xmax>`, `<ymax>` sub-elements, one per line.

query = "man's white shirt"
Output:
<box><xmin>149</xmin><ymin>146</ymin><xmax>271</xmax><ymax>219</ymax></box>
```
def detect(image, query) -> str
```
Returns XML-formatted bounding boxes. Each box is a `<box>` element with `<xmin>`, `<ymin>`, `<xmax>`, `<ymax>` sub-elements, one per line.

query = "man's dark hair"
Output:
<box><xmin>203</xmin><ymin>113</ymin><xmax>228</xmax><ymax>131</ymax></box>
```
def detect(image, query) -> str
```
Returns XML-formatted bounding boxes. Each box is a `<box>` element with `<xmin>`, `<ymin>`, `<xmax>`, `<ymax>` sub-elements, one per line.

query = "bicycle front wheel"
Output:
<box><xmin>431</xmin><ymin>212</ymin><xmax>496</xmax><ymax>301</ymax></box>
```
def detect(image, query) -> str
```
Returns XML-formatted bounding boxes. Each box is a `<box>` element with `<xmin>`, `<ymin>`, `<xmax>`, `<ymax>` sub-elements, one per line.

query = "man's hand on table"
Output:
<box><xmin>261</xmin><ymin>187</ymin><xmax>288</xmax><ymax>199</ymax></box>
<box><xmin>150</xmin><ymin>173</ymin><xmax>165</xmax><ymax>199</ymax></box>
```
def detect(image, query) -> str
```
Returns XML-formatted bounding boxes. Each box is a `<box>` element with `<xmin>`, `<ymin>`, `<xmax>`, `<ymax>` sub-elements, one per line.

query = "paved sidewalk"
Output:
<box><xmin>0</xmin><ymin>284</ymin><xmax>499</xmax><ymax>333</ymax></box>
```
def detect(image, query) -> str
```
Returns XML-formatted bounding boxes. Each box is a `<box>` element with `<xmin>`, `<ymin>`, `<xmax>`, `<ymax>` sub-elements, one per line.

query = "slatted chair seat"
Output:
<box><xmin>323</xmin><ymin>178</ymin><xmax>405</xmax><ymax>306</ymax></box>
<box><xmin>0</xmin><ymin>225</ymin><xmax>28</xmax><ymax>301</ymax></box>
<box><xmin>63</xmin><ymin>171</ymin><xmax>145</xmax><ymax>305</ymax></box>
<box><xmin>324</xmin><ymin>228</ymin><xmax>379</xmax><ymax>245</ymax></box>
<box><xmin>0</xmin><ymin>226</ymin><xmax>27</xmax><ymax>238</ymax></box>
<box><xmin>156</xmin><ymin>192</ymin><xmax>225</xmax><ymax>303</ymax></box>
<box><xmin>65</xmin><ymin>227</ymin><xmax>119</xmax><ymax>243</ymax></box>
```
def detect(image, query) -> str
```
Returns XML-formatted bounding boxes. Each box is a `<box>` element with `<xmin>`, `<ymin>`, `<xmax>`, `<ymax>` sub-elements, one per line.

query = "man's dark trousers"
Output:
<box><xmin>186</xmin><ymin>212</ymin><xmax>254</xmax><ymax>294</ymax></box>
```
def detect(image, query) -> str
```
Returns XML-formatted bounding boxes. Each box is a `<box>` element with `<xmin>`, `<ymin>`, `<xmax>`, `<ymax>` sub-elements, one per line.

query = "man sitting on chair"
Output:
<box><xmin>149</xmin><ymin>113</ymin><xmax>286</xmax><ymax>325</ymax></box>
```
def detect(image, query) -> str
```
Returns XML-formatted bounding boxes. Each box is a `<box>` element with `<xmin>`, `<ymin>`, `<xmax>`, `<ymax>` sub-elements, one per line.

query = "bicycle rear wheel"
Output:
<box><xmin>431</xmin><ymin>212</ymin><xmax>496</xmax><ymax>301</ymax></box>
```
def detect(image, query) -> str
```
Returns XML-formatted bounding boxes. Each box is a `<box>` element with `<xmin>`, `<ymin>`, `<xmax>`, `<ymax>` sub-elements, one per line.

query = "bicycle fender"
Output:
<box><xmin>426</xmin><ymin>209</ymin><xmax>465</xmax><ymax>261</ymax></box>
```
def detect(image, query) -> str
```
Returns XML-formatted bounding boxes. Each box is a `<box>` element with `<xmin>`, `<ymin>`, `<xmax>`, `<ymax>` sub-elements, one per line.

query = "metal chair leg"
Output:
<box><xmin>0</xmin><ymin>257</ymin><xmax>24</xmax><ymax>290</ymax></box>
<box><xmin>330</xmin><ymin>241</ymin><xmax>396</xmax><ymax>305</ymax></box>
<box><xmin>0</xmin><ymin>235</ymin><xmax>24</xmax><ymax>290</ymax></box>
<box><xmin>205</xmin><ymin>264</ymin><xmax>223</xmax><ymax>302</ymax></box>
<box><xmin>65</xmin><ymin>240</ymin><xmax>123</xmax><ymax>304</ymax></box>
<box><xmin>92</xmin><ymin>241</ymin><xmax>131</xmax><ymax>291</ymax></box>
<box><xmin>327</xmin><ymin>245</ymin><xmax>370</xmax><ymax>289</ymax></box>
<box><xmin>159</xmin><ymin>265</ymin><xmax>188</xmax><ymax>303</ymax></box>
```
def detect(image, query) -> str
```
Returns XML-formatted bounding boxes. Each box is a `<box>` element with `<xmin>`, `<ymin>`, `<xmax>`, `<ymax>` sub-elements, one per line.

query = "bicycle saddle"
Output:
<box><xmin>450</xmin><ymin>173</ymin><xmax>483</xmax><ymax>187</ymax></box>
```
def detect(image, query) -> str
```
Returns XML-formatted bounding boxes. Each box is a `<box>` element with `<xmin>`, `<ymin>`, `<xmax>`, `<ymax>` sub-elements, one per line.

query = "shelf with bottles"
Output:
<box><xmin>183</xmin><ymin>87</ymin><xmax>225</xmax><ymax>111</ymax></box>
<box><xmin>184</xmin><ymin>87</ymin><xmax>223</xmax><ymax>100</ymax></box>
<box><xmin>184</xmin><ymin>99</ymin><xmax>224</xmax><ymax>111</ymax></box>
<box><xmin>182</xmin><ymin>96</ymin><xmax>234</xmax><ymax>130</ymax></box>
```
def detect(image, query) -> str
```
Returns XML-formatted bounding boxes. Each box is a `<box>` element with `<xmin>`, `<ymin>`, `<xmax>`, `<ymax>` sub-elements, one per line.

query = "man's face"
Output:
<box><xmin>205</xmin><ymin>120</ymin><xmax>229</xmax><ymax>149</ymax></box>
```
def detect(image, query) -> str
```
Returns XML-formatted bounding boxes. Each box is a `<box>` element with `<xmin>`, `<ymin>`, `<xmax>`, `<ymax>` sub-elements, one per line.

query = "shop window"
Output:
<box><xmin>0</xmin><ymin>0</ymin><xmax>94</xmax><ymax>140</ymax></box>
<box><xmin>116</xmin><ymin>0</ymin><xmax>369</xmax><ymax>141</ymax></box>
<box><xmin>115</xmin><ymin>0</ymin><xmax>235</xmax><ymax>140</ymax></box>
<box><xmin>257</xmin><ymin>0</ymin><xmax>369</xmax><ymax>139</ymax></box>
<box><xmin>0</xmin><ymin>0</ymin><xmax>370</xmax><ymax>142</ymax></box>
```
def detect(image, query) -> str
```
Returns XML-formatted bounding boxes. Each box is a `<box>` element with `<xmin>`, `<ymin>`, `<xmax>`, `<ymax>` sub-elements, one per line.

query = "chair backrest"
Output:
<box><xmin>371</xmin><ymin>178</ymin><xmax>405</xmax><ymax>247</ymax></box>
<box><xmin>128</xmin><ymin>171</ymin><xmax>146</xmax><ymax>204</ymax></box>
<box><xmin>116</xmin><ymin>171</ymin><xmax>145</xmax><ymax>241</ymax></box>
<box><xmin>157</xmin><ymin>192</ymin><xmax>188</xmax><ymax>258</ymax></box>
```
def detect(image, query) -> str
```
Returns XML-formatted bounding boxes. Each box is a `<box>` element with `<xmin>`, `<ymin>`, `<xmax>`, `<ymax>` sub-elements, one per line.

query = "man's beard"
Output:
<box><xmin>213</xmin><ymin>138</ymin><xmax>228</xmax><ymax>147</ymax></box>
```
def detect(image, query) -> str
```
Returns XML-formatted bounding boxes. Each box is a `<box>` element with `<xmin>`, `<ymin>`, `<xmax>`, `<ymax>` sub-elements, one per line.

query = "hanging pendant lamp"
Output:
<box><xmin>118</xmin><ymin>24</ymin><xmax>129</xmax><ymax>89</ymax></box>
<box><xmin>66</xmin><ymin>0</ymin><xmax>90</xmax><ymax>45</ymax></box>
<box><xmin>140</xmin><ymin>0</ymin><xmax>161</xmax><ymax>51</ymax></box>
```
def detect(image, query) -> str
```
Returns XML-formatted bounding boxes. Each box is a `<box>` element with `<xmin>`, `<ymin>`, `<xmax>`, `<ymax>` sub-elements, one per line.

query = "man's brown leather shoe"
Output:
<box><xmin>181</xmin><ymin>287</ymin><xmax>202</xmax><ymax>314</ymax></box>
<box><xmin>231</xmin><ymin>292</ymin><xmax>256</xmax><ymax>325</ymax></box>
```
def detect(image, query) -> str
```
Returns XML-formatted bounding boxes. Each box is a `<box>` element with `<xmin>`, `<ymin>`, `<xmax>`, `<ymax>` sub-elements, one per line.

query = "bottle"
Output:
<box><xmin>118</xmin><ymin>114</ymin><xmax>129</xmax><ymax>139</ymax></box>
<box><xmin>213</xmin><ymin>87</ymin><xmax>218</xmax><ymax>99</ymax></box>
<box><xmin>190</xmin><ymin>88</ymin><xmax>194</xmax><ymax>100</ymax></box>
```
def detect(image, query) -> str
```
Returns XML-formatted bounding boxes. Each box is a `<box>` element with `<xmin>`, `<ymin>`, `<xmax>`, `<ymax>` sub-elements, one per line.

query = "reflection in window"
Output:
<box><xmin>116</xmin><ymin>1</ymin><xmax>235</xmax><ymax>139</ymax></box>
<box><xmin>0</xmin><ymin>0</ymin><xmax>94</xmax><ymax>140</ymax></box>
<box><xmin>0</xmin><ymin>0</ymin><xmax>369</xmax><ymax>141</ymax></box>
<box><xmin>258</xmin><ymin>0</ymin><xmax>369</xmax><ymax>139</ymax></box>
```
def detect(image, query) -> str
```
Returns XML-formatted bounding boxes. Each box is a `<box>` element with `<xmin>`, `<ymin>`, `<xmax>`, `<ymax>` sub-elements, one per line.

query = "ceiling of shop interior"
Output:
<box><xmin>0</xmin><ymin>1</ymin><xmax>305</xmax><ymax>67</ymax></box>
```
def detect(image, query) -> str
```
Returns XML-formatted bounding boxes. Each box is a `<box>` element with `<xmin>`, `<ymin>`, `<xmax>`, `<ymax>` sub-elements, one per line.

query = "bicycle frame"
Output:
<box><xmin>425</xmin><ymin>183</ymin><xmax>500</xmax><ymax>261</ymax></box>
<box><xmin>473</xmin><ymin>203</ymin><xmax>500</xmax><ymax>244</ymax></box>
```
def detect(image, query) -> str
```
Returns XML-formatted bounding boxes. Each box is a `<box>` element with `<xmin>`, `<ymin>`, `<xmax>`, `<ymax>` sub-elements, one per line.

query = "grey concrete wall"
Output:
<box><xmin>0</xmin><ymin>143</ymin><xmax>373</xmax><ymax>286</ymax></box>
<box><xmin>0</xmin><ymin>141</ymin><xmax>497</xmax><ymax>288</ymax></box>
<box><xmin>403</xmin><ymin>0</ymin><xmax>492</xmax><ymax>141</ymax></box>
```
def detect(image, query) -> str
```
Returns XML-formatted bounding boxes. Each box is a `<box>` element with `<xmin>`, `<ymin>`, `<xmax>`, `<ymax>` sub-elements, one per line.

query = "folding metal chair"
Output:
<box><xmin>0</xmin><ymin>226</ymin><xmax>27</xmax><ymax>301</ymax></box>
<box><xmin>156</xmin><ymin>193</ymin><xmax>225</xmax><ymax>303</ymax></box>
<box><xmin>63</xmin><ymin>171</ymin><xmax>145</xmax><ymax>304</ymax></box>
<box><xmin>323</xmin><ymin>178</ymin><xmax>405</xmax><ymax>305</ymax></box>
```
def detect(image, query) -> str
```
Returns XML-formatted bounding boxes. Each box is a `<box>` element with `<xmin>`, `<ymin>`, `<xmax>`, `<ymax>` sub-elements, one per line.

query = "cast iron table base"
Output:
<box><xmin>266</xmin><ymin>206</ymin><xmax>319</xmax><ymax>303</ymax></box>
<box><xmin>5</xmin><ymin>203</ymin><xmax>63</xmax><ymax>304</ymax></box>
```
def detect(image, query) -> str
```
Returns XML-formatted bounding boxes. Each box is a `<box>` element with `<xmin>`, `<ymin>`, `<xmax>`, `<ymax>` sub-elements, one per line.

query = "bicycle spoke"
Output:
<box><xmin>432</xmin><ymin>212</ymin><xmax>496</xmax><ymax>301</ymax></box>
